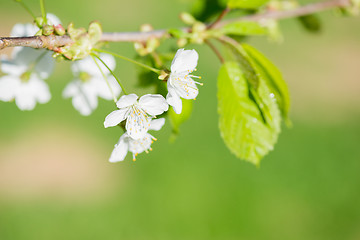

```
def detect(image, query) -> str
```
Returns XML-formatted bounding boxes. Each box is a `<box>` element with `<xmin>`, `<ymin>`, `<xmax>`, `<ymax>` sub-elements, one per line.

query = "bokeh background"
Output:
<box><xmin>0</xmin><ymin>0</ymin><xmax>360</xmax><ymax>239</ymax></box>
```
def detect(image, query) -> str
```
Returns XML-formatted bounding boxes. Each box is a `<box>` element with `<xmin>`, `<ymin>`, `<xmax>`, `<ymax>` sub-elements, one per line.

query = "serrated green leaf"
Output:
<box><xmin>226</xmin><ymin>42</ymin><xmax>259</xmax><ymax>90</ymax></box>
<box><xmin>222</xmin><ymin>21</ymin><xmax>267</xmax><ymax>36</ymax></box>
<box><xmin>217</xmin><ymin>62</ymin><xmax>281</xmax><ymax>165</ymax></box>
<box><xmin>227</xmin><ymin>0</ymin><xmax>269</xmax><ymax>9</ymax></box>
<box><xmin>298</xmin><ymin>14</ymin><xmax>321</xmax><ymax>33</ymax></box>
<box><xmin>242</xmin><ymin>43</ymin><xmax>291</xmax><ymax>122</ymax></box>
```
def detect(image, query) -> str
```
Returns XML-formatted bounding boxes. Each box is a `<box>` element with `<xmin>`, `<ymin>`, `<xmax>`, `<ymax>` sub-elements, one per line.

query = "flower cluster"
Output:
<box><xmin>0</xmin><ymin>14</ymin><xmax>60</xmax><ymax>110</ymax></box>
<box><xmin>104</xmin><ymin>48</ymin><xmax>201</xmax><ymax>162</ymax></box>
<box><xmin>0</xmin><ymin>15</ymin><xmax>201</xmax><ymax>162</ymax></box>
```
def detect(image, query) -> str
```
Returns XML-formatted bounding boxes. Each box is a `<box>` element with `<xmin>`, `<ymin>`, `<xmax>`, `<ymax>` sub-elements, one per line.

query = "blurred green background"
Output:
<box><xmin>1</xmin><ymin>0</ymin><xmax>360</xmax><ymax>239</ymax></box>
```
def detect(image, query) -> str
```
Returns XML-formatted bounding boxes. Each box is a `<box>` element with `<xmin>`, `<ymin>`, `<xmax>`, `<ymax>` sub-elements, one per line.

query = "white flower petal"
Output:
<box><xmin>35</xmin><ymin>51</ymin><xmax>55</xmax><ymax>79</ymax></box>
<box><xmin>62</xmin><ymin>81</ymin><xmax>79</xmax><ymax>98</ymax></box>
<box><xmin>95</xmin><ymin>76</ymin><xmax>121</xmax><ymax>100</ymax></box>
<box><xmin>15</xmin><ymin>83</ymin><xmax>37</xmax><ymax>111</ymax></box>
<box><xmin>149</xmin><ymin>118</ymin><xmax>165</xmax><ymax>131</ymax></box>
<box><xmin>99</xmin><ymin>53</ymin><xmax>116</xmax><ymax>73</ymax></box>
<box><xmin>104</xmin><ymin>108</ymin><xmax>128</xmax><ymax>128</ymax></box>
<box><xmin>0</xmin><ymin>75</ymin><xmax>19</xmax><ymax>101</ymax></box>
<box><xmin>71</xmin><ymin>53</ymin><xmax>115</xmax><ymax>77</ymax></box>
<box><xmin>109</xmin><ymin>134</ymin><xmax>129</xmax><ymax>163</ymax></box>
<box><xmin>166</xmin><ymin>87</ymin><xmax>182</xmax><ymax>114</ymax></box>
<box><xmin>10</xmin><ymin>23</ymin><xmax>38</xmax><ymax>37</ymax></box>
<box><xmin>169</xmin><ymin>76</ymin><xmax>199</xmax><ymax>100</ymax></box>
<box><xmin>1</xmin><ymin>55</ymin><xmax>27</xmax><ymax>76</ymax></box>
<box><xmin>139</xmin><ymin>94</ymin><xmax>168</xmax><ymax>116</ymax></box>
<box><xmin>46</xmin><ymin>13</ymin><xmax>61</xmax><ymax>25</ymax></box>
<box><xmin>170</xmin><ymin>49</ymin><xmax>199</xmax><ymax>74</ymax></box>
<box><xmin>30</xmin><ymin>77</ymin><xmax>51</xmax><ymax>104</ymax></box>
<box><xmin>116</xmin><ymin>94</ymin><xmax>138</xmax><ymax>109</ymax></box>
<box><xmin>63</xmin><ymin>80</ymin><xmax>98</xmax><ymax>116</ymax></box>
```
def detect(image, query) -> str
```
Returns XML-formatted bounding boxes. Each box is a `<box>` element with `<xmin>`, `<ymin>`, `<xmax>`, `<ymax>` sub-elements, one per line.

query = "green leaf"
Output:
<box><xmin>217</xmin><ymin>62</ymin><xmax>281</xmax><ymax>165</ymax></box>
<box><xmin>169</xmin><ymin>99</ymin><xmax>193</xmax><ymax>135</ymax></box>
<box><xmin>222</xmin><ymin>21</ymin><xmax>267</xmax><ymax>36</ymax></box>
<box><xmin>298</xmin><ymin>14</ymin><xmax>321</xmax><ymax>33</ymax></box>
<box><xmin>227</xmin><ymin>0</ymin><xmax>269</xmax><ymax>9</ymax></box>
<box><xmin>242</xmin><ymin>43</ymin><xmax>291</xmax><ymax>122</ymax></box>
<box><xmin>226</xmin><ymin>42</ymin><xmax>260</xmax><ymax>90</ymax></box>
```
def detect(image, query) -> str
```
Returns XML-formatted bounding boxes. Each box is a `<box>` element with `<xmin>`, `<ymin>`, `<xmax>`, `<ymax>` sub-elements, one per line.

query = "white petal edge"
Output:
<box><xmin>149</xmin><ymin>118</ymin><xmax>165</xmax><ymax>131</ymax></box>
<box><xmin>170</xmin><ymin>49</ymin><xmax>199</xmax><ymax>74</ymax></box>
<box><xmin>116</xmin><ymin>94</ymin><xmax>138</xmax><ymax>109</ymax></box>
<box><xmin>166</xmin><ymin>87</ymin><xmax>182</xmax><ymax>114</ymax></box>
<box><xmin>139</xmin><ymin>94</ymin><xmax>169</xmax><ymax>116</ymax></box>
<box><xmin>109</xmin><ymin>134</ymin><xmax>129</xmax><ymax>163</ymax></box>
<box><xmin>104</xmin><ymin>108</ymin><xmax>128</xmax><ymax>128</ymax></box>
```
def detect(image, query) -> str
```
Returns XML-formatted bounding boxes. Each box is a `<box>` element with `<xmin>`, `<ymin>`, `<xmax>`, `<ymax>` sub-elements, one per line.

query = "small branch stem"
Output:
<box><xmin>40</xmin><ymin>0</ymin><xmax>47</xmax><ymax>24</ymax></box>
<box><xmin>91</xmin><ymin>53</ymin><xmax>128</xmax><ymax>95</ymax></box>
<box><xmin>0</xmin><ymin>0</ymin><xmax>352</xmax><ymax>50</ymax></box>
<box><xmin>94</xmin><ymin>48</ymin><xmax>161</xmax><ymax>74</ymax></box>
<box><xmin>91</xmin><ymin>54</ymin><xmax>117</xmax><ymax>103</ymax></box>
<box><xmin>207</xmin><ymin>7</ymin><xmax>230</xmax><ymax>30</ymax></box>
<box><xmin>205</xmin><ymin>39</ymin><xmax>224</xmax><ymax>64</ymax></box>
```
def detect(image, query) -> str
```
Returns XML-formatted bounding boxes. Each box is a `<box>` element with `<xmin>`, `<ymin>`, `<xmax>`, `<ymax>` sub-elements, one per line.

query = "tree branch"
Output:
<box><xmin>0</xmin><ymin>0</ymin><xmax>352</xmax><ymax>51</ymax></box>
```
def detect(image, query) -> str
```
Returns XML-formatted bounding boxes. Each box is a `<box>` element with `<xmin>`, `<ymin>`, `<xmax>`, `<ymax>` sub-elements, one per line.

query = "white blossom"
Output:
<box><xmin>109</xmin><ymin>118</ymin><xmax>165</xmax><ymax>162</ymax></box>
<box><xmin>104</xmin><ymin>94</ymin><xmax>168</xmax><ymax>139</ymax></box>
<box><xmin>0</xmin><ymin>46</ymin><xmax>53</xmax><ymax>111</ymax></box>
<box><xmin>0</xmin><ymin>14</ymin><xmax>61</xmax><ymax>110</ymax></box>
<box><xmin>62</xmin><ymin>53</ymin><xmax>121</xmax><ymax>116</ymax></box>
<box><xmin>166</xmin><ymin>48</ymin><xmax>202</xmax><ymax>114</ymax></box>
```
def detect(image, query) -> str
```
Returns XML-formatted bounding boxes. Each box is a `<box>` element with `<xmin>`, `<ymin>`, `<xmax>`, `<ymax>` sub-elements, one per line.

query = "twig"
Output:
<box><xmin>205</xmin><ymin>39</ymin><xmax>225</xmax><ymax>63</ymax></box>
<box><xmin>0</xmin><ymin>0</ymin><xmax>352</xmax><ymax>50</ymax></box>
<box><xmin>207</xmin><ymin>7</ymin><xmax>231</xmax><ymax>30</ymax></box>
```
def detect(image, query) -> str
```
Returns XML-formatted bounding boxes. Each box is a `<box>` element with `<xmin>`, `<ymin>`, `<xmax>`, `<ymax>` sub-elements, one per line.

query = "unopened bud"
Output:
<box><xmin>158</xmin><ymin>70</ymin><xmax>169</xmax><ymax>81</ymax></box>
<box><xmin>179</xmin><ymin>12</ymin><xmax>196</xmax><ymax>25</ymax></box>
<box><xmin>192</xmin><ymin>22</ymin><xmax>206</xmax><ymax>33</ymax></box>
<box><xmin>140</xmin><ymin>24</ymin><xmax>153</xmax><ymax>32</ymax></box>
<box><xmin>42</xmin><ymin>25</ymin><xmax>54</xmax><ymax>36</ymax></box>
<box><xmin>177</xmin><ymin>38</ymin><xmax>187</xmax><ymax>47</ymax></box>
<box><xmin>146</xmin><ymin>37</ymin><xmax>160</xmax><ymax>53</ymax></box>
<box><xmin>35</xmin><ymin>17</ymin><xmax>44</xmax><ymax>28</ymax></box>
<box><xmin>54</xmin><ymin>24</ymin><xmax>65</xmax><ymax>36</ymax></box>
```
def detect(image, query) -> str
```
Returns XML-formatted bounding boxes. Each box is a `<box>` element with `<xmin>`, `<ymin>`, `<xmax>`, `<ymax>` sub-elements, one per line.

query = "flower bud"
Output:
<box><xmin>179</xmin><ymin>12</ymin><xmax>196</xmax><ymax>25</ymax></box>
<box><xmin>35</xmin><ymin>17</ymin><xmax>44</xmax><ymax>28</ymax></box>
<box><xmin>42</xmin><ymin>25</ymin><xmax>54</xmax><ymax>36</ymax></box>
<box><xmin>177</xmin><ymin>38</ymin><xmax>187</xmax><ymax>47</ymax></box>
<box><xmin>54</xmin><ymin>24</ymin><xmax>66</xmax><ymax>36</ymax></box>
<box><xmin>140</xmin><ymin>24</ymin><xmax>153</xmax><ymax>32</ymax></box>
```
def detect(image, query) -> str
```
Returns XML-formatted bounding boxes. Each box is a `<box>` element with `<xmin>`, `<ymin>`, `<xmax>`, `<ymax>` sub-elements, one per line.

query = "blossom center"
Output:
<box><xmin>79</xmin><ymin>72</ymin><xmax>91</xmax><ymax>82</ymax></box>
<box><xmin>20</xmin><ymin>71</ymin><xmax>32</xmax><ymax>83</ymax></box>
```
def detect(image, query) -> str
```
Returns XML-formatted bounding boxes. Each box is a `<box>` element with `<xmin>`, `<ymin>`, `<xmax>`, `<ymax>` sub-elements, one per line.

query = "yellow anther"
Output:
<box><xmin>194</xmin><ymin>98</ymin><xmax>196</xmax><ymax>100</ymax></box>
<box><xmin>133</xmin><ymin>158</ymin><xmax>136</xmax><ymax>161</ymax></box>
<box><xmin>150</xmin><ymin>148</ymin><xmax>153</xmax><ymax>151</ymax></box>
<box><xmin>198</xmin><ymin>76</ymin><xmax>202</xmax><ymax>79</ymax></box>
<box><xmin>135</xmin><ymin>153</ymin><xmax>138</xmax><ymax>156</ymax></box>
